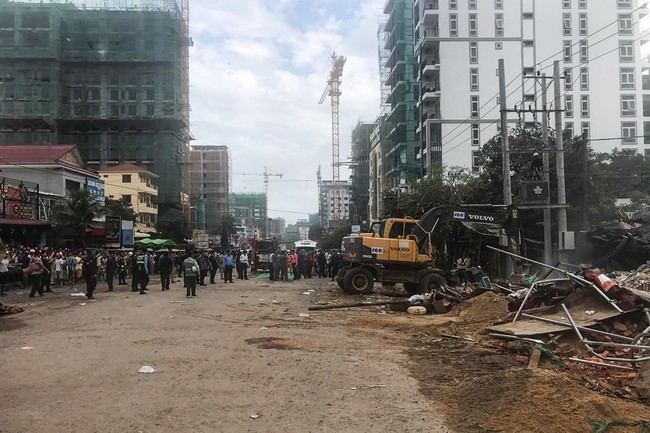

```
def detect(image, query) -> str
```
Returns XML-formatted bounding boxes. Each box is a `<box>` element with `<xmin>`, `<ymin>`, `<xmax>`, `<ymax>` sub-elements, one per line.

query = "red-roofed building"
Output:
<box><xmin>0</xmin><ymin>145</ymin><xmax>101</xmax><ymax>197</ymax></box>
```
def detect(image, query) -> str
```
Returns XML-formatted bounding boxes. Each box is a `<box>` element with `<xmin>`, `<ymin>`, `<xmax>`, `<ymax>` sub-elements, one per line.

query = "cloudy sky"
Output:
<box><xmin>189</xmin><ymin>0</ymin><xmax>385</xmax><ymax>224</ymax></box>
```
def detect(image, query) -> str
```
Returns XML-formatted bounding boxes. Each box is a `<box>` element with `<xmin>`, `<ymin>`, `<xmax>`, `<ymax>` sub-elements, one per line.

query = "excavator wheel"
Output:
<box><xmin>419</xmin><ymin>272</ymin><xmax>446</xmax><ymax>294</ymax></box>
<box><xmin>343</xmin><ymin>267</ymin><xmax>375</xmax><ymax>295</ymax></box>
<box><xmin>404</xmin><ymin>283</ymin><xmax>421</xmax><ymax>296</ymax></box>
<box><xmin>335</xmin><ymin>266</ymin><xmax>349</xmax><ymax>290</ymax></box>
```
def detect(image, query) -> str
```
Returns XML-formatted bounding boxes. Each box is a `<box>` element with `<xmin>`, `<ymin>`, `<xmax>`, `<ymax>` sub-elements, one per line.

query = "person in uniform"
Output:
<box><xmin>135</xmin><ymin>247</ymin><xmax>149</xmax><ymax>295</ymax></box>
<box><xmin>183</xmin><ymin>250</ymin><xmax>199</xmax><ymax>298</ymax></box>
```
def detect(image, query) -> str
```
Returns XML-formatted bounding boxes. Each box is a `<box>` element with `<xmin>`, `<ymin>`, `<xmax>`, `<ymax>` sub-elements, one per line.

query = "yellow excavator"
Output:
<box><xmin>336</xmin><ymin>206</ymin><xmax>518</xmax><ymax>295</ymax></box>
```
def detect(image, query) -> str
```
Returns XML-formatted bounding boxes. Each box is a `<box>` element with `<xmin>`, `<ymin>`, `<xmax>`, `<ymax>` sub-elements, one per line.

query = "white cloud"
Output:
<box><xmin>189</xmin><ymin>0</ymin><xmax>384</xmax><ymax>223</ymax></box>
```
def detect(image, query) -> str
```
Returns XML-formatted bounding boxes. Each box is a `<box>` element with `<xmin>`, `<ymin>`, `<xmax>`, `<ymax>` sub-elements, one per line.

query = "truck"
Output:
<box><xmin>335</xmin><ymin>206</ymin><xmax>519</xmax><ymax>295</ymax></box>
<box><xmin>251</xmin><ymin>238</ymin><xmax>278</xmax><ymax>272</ymax></box>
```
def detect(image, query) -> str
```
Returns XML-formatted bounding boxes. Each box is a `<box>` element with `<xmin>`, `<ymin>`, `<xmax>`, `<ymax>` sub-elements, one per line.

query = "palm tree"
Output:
<box><xmin>50</xmin><ymin>189</ymin><xmax>106</xmax><ymax>248</ymax></box>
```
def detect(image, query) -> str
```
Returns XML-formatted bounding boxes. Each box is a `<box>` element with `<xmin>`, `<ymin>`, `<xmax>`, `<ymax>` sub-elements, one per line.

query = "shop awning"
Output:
<box><xmin>0</xmin><ymin>218</ymin><xmax>51</xmax><ymax>227</ymax></box>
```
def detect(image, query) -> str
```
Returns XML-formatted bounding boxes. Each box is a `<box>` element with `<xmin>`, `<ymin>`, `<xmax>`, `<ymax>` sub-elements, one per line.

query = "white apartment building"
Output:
<box><xmin>319</xmin><ymin>180</ymin><xmax>352</xmax><ymax>227</ymax></box>
<box><xmin>414</xmin><ymin>0</ymin><xmax>650</xmax><ymax>172</ymax></box>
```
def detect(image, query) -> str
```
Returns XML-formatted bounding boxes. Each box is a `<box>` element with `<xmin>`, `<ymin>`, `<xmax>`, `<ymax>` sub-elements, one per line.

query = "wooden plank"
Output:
<box><xmin>528</xmin><ymin>347</ymin><xmax>542</xmax><ymax>369</ymax></box>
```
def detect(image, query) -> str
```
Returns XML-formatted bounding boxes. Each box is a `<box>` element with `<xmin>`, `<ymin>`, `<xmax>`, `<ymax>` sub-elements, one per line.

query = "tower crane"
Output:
<box><xmin>233</xmin><ymin>167</ymin><xmax>283</xmax><ymax>236</ymax></box>
<box><xmin>318</xmin><ymin>52</ymin><xmax>346</xmax><ymax>226</ymax></box>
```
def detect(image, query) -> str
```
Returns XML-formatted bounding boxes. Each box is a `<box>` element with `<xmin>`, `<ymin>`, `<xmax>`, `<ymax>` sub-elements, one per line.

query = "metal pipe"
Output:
<box><xmin>513</xmin><ymin>285</ymin><xmax>535</xmax><ymax>322</ymax></box>
<box><xmin>488</xmin><ymin>333</ymin><xmax>546</xmax><ymax>345</ymax></box>
<box><xmin>521</xmin><ymin>313</ymin><xmax>634</xmax><ymax>342</ymax></box>
<box><xmin>567</xmin><ymin>357</ymin><xmax>635</xmax><ymax>371</ymax></box>
<box><xmin>584</xmin><ymin>340</ymin><xmax>650</xmax><ymax>350</ymax></box>
<box><xmin>561</xmin><ymin>304</ymin><xmax>585</xmax><ymax>342</ymax></box>
<box><xmin>487</xmin><ymin>246</ymin><xmax>623</xmax><ymax>313</ymax></box>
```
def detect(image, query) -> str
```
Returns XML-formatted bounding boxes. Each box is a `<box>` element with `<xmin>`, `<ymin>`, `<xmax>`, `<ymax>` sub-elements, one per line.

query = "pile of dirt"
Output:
<box><xmin>447</xmin><ymin>291</ymin><xmax>509</xmax><ymax>332</ymax></box>
<box><xmin>407</xmin><ymin>340</ymin><xmax>650</xmax><ymax>433</ymax></box>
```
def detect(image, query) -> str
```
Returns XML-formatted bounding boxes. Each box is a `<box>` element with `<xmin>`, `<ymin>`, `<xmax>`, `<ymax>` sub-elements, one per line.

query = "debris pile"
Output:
<box><xmin>614</xmin><ymin>263</ymin><xmax>650</xmax><ymax>292</ymax></box>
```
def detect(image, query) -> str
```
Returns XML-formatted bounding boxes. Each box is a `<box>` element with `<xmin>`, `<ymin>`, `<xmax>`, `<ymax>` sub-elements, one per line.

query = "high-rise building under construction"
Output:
<box><xmin>0</xmin><ymin>0</ymin><xmax>190</xmax><ymax>213</ymax></box>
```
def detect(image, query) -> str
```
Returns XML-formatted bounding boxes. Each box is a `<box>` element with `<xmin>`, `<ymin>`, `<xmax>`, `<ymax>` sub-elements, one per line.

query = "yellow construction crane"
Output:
<box><xmin>318</xmin><ymin>52</ymin><xmax>346</xmax><ymax>225</ymax></box>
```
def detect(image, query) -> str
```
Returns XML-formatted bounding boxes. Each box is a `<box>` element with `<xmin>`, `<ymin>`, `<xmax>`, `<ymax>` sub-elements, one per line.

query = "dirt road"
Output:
<box><xmin>0</xmin><ymin>276</ymin><xmax>450</xmax><ymax>433</ymax></box>
<box><xmin>2</xmin><ymin>275</ymin><xmax>649</xmax><ymax>433</ymax></box>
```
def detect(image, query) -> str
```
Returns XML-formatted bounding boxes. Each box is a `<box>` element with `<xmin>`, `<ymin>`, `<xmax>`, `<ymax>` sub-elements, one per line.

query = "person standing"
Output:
<box><xmin>223</xmin><ymin>251</ymin><xmax>234</xmax><ymax>283</ymax></box>
<box><xmin>158</xmin><ymin>251</ymin><xmax>172</xmax><ymax>291</ymax></box>
<box><xmin>82</xmin><ymin>250</ymin><xmax>98</xmax><ymax>300</ymax></box>
<box><xmin>290</xmin><ymin>250</ymin><xmax>299</xmax><ymax>281</ymax></box>
<box><xmin>130</xmin><ymin>252</ymin><xmax>139</xmax><ymax>292</ymax></box>
<box><xmin>331</xmin><ymin>250</ymin><xmax>341</xmax><ymax>282</ymax></box>
<box><xmin>28</xmin><ymin>249</ymin><xmax>45</xmax><ymax>298</ymax></box>
<box><xmin>135</xmin><ymin>247</ymin><xmax>149</xmax><ymax>295</ymax></box>
<box><xmin>54</xmin><ymin>253</ymin><xmax>64</xmax><ymax>287</ymax></box>
<box><xmin>41</xmin><ymin>252</ymin><xmax>52</xmax><ymax>293</ymax></box>
<box><xmin>183</xmin><ymin>250</ymin><xmax>199</xmax><ymax>298</ymax></box>
<box><xmin>268</xmin><ymin>251</ymin><xmax>275</xmax><ymax>281</ymax></box>
<box><xmin>196</xmin><ymin>251</ymin><xmax>209</xmax><ymax>286</ymax></box>
<box><xmin>239</xmin><ymin>249</ymin><xmax>249</xmax><ymax>280</ymax></box>
<box><xmin>279</xmin><ymin>250</ymin><xmax>288</xmax><ymax>281</ymax></box>
<box><xmin>118</xmin><ymin>253</ymin><xmax>127</xmax><ymax>285</ymax></box>
<box><xmin>105</xmin><ymin>251</ymin><xmax>117</xmax><ymax>291</ymax></box>
<box><xmin>317</xmin><ymin>250</ymin><xmax>327</xmax><ymax>278</ymax></box>
<box><xmin>209</xmin><ymin>251</ymin><xmax>219</xmax><ymax>284</ymax></box>
<box><xmin>0</xmin><ymin>250</ymin><xmax>9</xmax><ymax>296</ymax></box>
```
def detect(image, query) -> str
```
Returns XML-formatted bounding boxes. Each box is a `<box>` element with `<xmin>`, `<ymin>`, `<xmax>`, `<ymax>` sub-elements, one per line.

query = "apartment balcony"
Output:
<box><xmin>420</xmin><ymin>85</ymin><xmax>441</xmax><ymax>104</ymax></box>
<box><xmin>383</xmin><ymin>0</ymin><xmax>397</xmax><ymax>14</ymax></box>
<box><xmin>418</xmin><ymin>27</ymin><xmax>440</xmax><ymax>50</ymax></box>
<box><xmin>421</xmin><ymin>109</ymin><xmax>441</xmax><ymax>124</ymax></box>
<box><xmin>423</xmin><ymin>1</ymin><xmax>439</xmax><ymax>25</ymax></box>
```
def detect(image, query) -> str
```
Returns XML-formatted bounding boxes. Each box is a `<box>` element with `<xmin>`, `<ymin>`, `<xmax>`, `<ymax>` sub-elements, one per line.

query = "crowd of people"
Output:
<box><xmin>0</xmin><ymin>245</ymin><xmax>344</xmax><ymax>301</ymax></box>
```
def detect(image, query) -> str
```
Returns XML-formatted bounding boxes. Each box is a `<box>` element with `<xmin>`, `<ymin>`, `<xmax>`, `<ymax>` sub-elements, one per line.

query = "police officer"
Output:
<box><xmin>135</xmin><ymin>247</ymin><xmax>149</xmax><ymax>295</ymax></box>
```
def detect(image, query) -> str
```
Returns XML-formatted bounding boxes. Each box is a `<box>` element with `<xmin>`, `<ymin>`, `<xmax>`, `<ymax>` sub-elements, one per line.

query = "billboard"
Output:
<box><xmin>86</xmin><ymin>177</ymin><xmax>105</xmax><ymax>206</ymax></box>
<box><xmin>121</xmin><ymin>219</ymin><xmax>134</xmax><ymax>247</ymax></box>
<box><xmin>105</xmin><ymin>216</ymin><xmax>121</xmax><ymax>248</ymax></box>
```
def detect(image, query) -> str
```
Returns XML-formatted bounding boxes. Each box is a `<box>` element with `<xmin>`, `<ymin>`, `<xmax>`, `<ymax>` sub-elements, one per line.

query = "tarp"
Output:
<box><xmin>134</xmin><ymin>238</ymin><xmax>176</xmax><ymax>247</ymax></box>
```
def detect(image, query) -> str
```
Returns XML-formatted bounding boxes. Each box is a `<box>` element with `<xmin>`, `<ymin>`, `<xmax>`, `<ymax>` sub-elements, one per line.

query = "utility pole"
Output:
<box><xmin>553</xmin><ymin>60</ymin><xmax>568</xmax><ymax>260</ymax></box>
<box><xmin>498</xmin><ymin>59</ymin><xmax>512</xmax><ymax>206</ymax></box>
<box><xmin>541</xmin><ymin>74</ymin><xmax>552</xmax><ymax>265</ymax></box>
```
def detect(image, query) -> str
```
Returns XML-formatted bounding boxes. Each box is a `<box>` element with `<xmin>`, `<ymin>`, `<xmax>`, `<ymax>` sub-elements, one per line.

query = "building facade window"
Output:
<box><xmin>469</xmin><ymin>0</ymin><xmax>477</xmax><ymax>9</ymax></box>
<box><xmin>122</xmin><ymin>174</ymin><xmax>131</xmax><ymax>183</ymax></box>
<box><xmin>565</xmin><ymin>95</ymin><xmax>574</xmax><ymax>117</ymax></box>
<box><xmin>449</xmin><ymin>0</ymin><xmax>457</xmax><ymax>9</ymax></box>
<box><xmin>469</xmin><ymin>14</ymin><xmax>478</xmax><ymax>37</ymax></box>
<box><xmin>565</xmin><ymin>122</ymin><xmax>574</xmax><ymax>137</ymax></box>
<box><xmin>563</xmin><ymin>13</ymin><xmax>572</xmax><ymax>36</ymax></box>
<box><xmin>581</xmin><ymin>95</ymin><xmax>590</xmax><ymax>117</ymax></box>
<box><xmin>644</xmin><ymin>121</ymin><xmax>650</xmax><ymax>143</ymax></box>
<box><xmin>643</xmin><ymin>68</ymin><xmax>650</xmax><ymax>90</ymax></box>
<box><xmin>472</xmin><ymin>150</ymin><xmax>480</xmax><ymax>172</ymax></box>
<box><xmin>644</xmin><ymin>95</ymin><xmax>650</xmax><ymax>116</ymax></box>
<box><xmin>565</xmin><ymin>68</ymin><xmax>573</xmax><ymax>90</ymax></box>
<box><xmin>619</xmin><ymin>14</ymin><xmax>633</xmax><ymax>35</ymax></box>
<box><xmin>471</xmin><ymin>95</ymin><xmax>479</xmax><ymax>117</ymax></box>
<box><xmin>564</xmin><ymin>40</ymin><xmax>572</xmax><ymax>62</ymax></box>
<box><xmin>579</xmin><ymin>13</ymin><xmax>588</xmax><ymax>36</ymax></box>
<box><xmin>495</xmin><ymin>0</ymin><xmax>503</xmax><ymax>9</ymax></box>
<box><xmin>580</xmin><ymin>40</ymin><xmax>588</xmax><ymax>62</ymax></box>
<box><xmin>450</xmin><ymin>14</ymin><xmax>458</xmax><ymax>37</ymax></box>
<box><xmin>621</xmin><ymin>94</ymin><xmax>637</xmax><ymax>116</ymax></box>
<box><xmin>580</xmin><ymin>67</ymin><xmax>589</xmax><ymax>90</ymax></box>
<box><xmin>523</xmin><ymin>12</ymin><xmax>534</xmax><ymax>19</ymax></box>
<box><xmin>622</xmin><ymin>121</ymin><xmax>637</xmax><ymax>143</ymax></box>
<box><xmin>469</xmin><ymin>41</ymin><xmax>478</xmax><ymax>63</ymax></box>
<box><xmin>617</xmin><ymin>0</ymin><xmax>632</xmax><ymax>8</ymax></box>
<box><xmin>581</xmin><ymin>122</ymin><xmax>590</xmax><ymax>138</ymax></box>
<box><xmin>471</xmin><ymin>123</ymin><xmax>480</xmax><ymax>146</ymax></box>
<box><xmin>619</xmin><ymin>41</ymin><xmax>634</xmax><ymax>62</ymax></box>
<box><xmin>470</xmin><ymin>68</ymin><xmax>479</xmax><ymax>91</ymax></box>
<box><xmin>563</xmin><ymin>0</ymin><xmax>571</xmax><ymax>8</ymax></box>
<box><xmin>495</xmin><ymin>13</ymin><xmax>504</xmax><ymax>37</ymax></box>
<box><xmin>578</xmin><ymin>0</ymin><xmax>587</xmax><ymax>8</ymax></box>
<box><xmin>620</xmin><ymin>67</ymin><xmax>635</xmax><ymax>89</ymax></box>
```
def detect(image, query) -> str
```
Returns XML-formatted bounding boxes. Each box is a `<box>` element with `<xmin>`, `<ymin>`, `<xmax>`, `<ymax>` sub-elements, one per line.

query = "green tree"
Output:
<box><xmin>50</xmin><ymin>189</ymin><xmax>106</xmax><ymax>248</ymax></box>
<box><xmin>319</xmin><ymin>225</ymin><xmax>351</xmax><ymax>250</ymax></box>
<box><xmin>155</xmin><ymin>209</ymin><xmax>191</xmax><ymax>243</ymax></box>
<box><xmin>309</xmin><ymin>224</ymin><xmax>323</xmax><ymax>242</ymax></box>
<box><xmin>104</xmin><ymin>197</ymin><xmax>136</xmax><ymax>221</ymax></box>
<box><xmin>389</xmin><ymin>166</ymin><xmax>482</xmax><ymax>219</ymax></box>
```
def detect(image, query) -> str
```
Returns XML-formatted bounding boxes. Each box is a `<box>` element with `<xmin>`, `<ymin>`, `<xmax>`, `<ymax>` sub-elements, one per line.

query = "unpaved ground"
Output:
<box><xmin>1</xmin><ymin>276</ymin><xmax>648</xmax><ymax>433</ymax></box>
